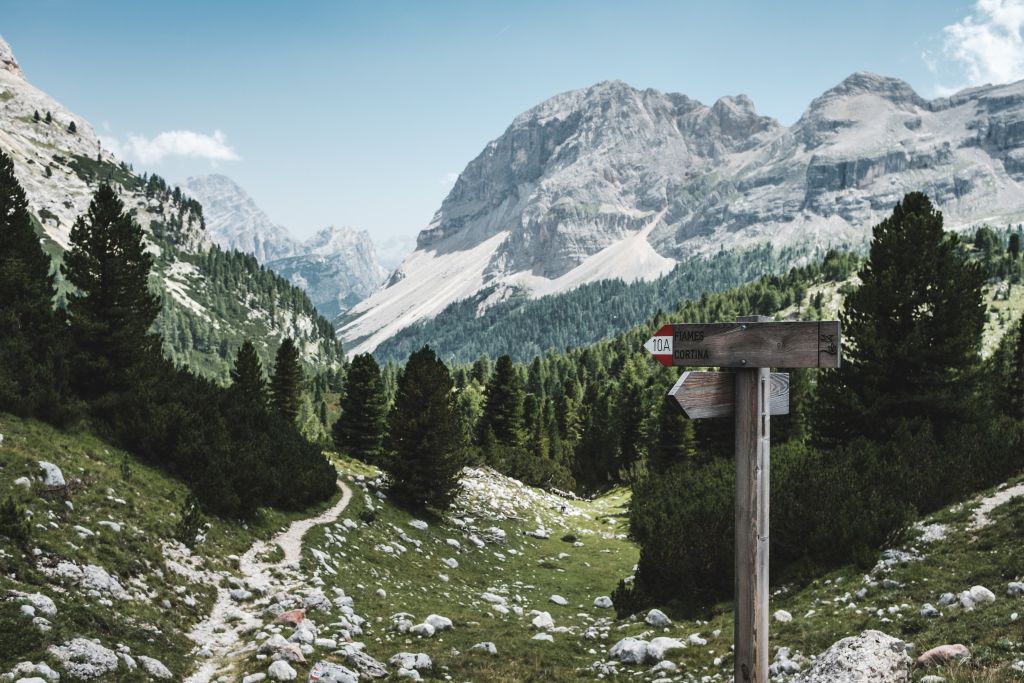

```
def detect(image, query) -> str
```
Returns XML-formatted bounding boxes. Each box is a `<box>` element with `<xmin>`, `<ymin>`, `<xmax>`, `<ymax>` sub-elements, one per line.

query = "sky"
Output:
<box><xmin>4</xmin><ymin>0</ymin><xmax>1024</xmax><ymax>267</ymax></box>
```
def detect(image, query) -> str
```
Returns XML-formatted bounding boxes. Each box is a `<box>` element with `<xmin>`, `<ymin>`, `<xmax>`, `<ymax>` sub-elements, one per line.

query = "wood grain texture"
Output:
<box><xmin>669</xmin><ymin>371</ymin><xmax>789</xmax><ymax>419</ymax></box>
<box><xmin>668</xmin><ymin>320</ymin><xmax>841</xmax><ymax>369</ymax></box>
<box><xmin>734</xmin><ymin>367</ymin><xmax>770</xmax><ymax>683</ymax></box>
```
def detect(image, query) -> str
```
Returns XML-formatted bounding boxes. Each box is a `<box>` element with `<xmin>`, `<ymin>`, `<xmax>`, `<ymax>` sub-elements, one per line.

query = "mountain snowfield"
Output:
<box><xmin>184</xmin><ymin>174</ymin><xmax>388</xmax><ymax>317</ymax></box>
<box><xmin>340</xmin><ymin>74</ymin><xmax>1024</xmax><ymax>354</ymax></box>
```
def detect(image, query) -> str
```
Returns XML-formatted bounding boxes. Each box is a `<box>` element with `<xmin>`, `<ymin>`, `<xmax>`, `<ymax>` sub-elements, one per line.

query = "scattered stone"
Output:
<box><xmin>773</xmin><ymin>609</ymin><xmax>793</xmax><ymax>623</ymax></box>
<box><xmin>647</xmin><ymin>637</ymin><xmax>685</xmax><ymax>661</ymax></box>
<box><xmin>531</xmin><ymin>633</ymin><xmax>554</xmax><ymax>642</ymax></box>
<box><xmin>1008</xmin><ymin>582</ymin><xmax>1024</xmax><ymax>597</ymax></box>
<box><xmin>242</xmin><ymin>674</ymin><xmax>267</xmax><ymax>683</ymax></box>
<box><xmin>798</xmin><ymin>630</ymin><xmax>910</xmax><ymax>682</ymax></box>
<box><xmin>97</xmin><ymin>521</ymin><xmax>121</xmax><ymax>533</ymax></box>
<box><xmin>230</xmin><ymin>588</ymin><xmax>253</xmax><ymax>601</ymax></box>
<box><xmin>920</xmin><ymin>603</ymin><xmax>939</xmax><ymax>617</ymax></box>
<box><xmin>409</xmin><ymin>622</ymin><xmax>435</xmax><ymax>638</ymax></box>
<box><xmin>267</xmin><ymin>660</ymin><xmax>297</xmax><ymax>681</ymax></box>
<box><xmin>337</xmin><ymin>650</ymin><xmax>384</xmax><ymax>679</ymax></box>
<box><xmin>443</xmin><ymin>557</ymin><xmax>459</xmax><ymax>569</ymax></box>
<box><xmin>37</xmin><ymin>461</ymin><xmax>65</xmax><ymax>489</ymax></box>
<box><xmin>920</xmin><ymin>676</ymin><xmax>945</xmax><ymax>683</ymax></box>
<box><xmin>276</xmin><ymin>608</ymin><xmax>305</xmax><ymax>626</ymax></box>
<box><xmin>593</xmin><ymin>596</ymin><xmax>613</xmax><ymax>609</ymax></box>
<box><xmin>13</xmin><ymin>592</ymin><xmax>57</xmax><ymax>617</ymax></box>
<box><xmin>531</xmin><ymin>611</ymin><xmax>554</xmax><ymax>630</ymax></box>
<box><xmin>549</xmin><ymin>594</ymin><xmax>568</xmax><ymax>606</ymax></box>
<box><xmin>917</xmin><ymin>644</ymin><xmax>971</xmax><ymax>668</ymax></box>
<box><xmin>137</xmin><ymin>655</ymin><xmax>172</xmax><ymax>679</ymax></box>
<box><xmin>937</xmin><ymin>592</ymin><xmax>957</xmax><ymax>606</ymax></box>
<box><xmin>960</xmin><ymin>585</ymin><xmax>995</xmax><ymax>610</ymax></box>
<box><xmin>425</xmin><ymin>614</ymin><xmax>453</xmax><ymax>631</ymax></box>
<box><xmin>645</xmin><ymin>608</ymin><xmax>671</xmax><ymax>628</ymax></box>
<box><xmin>470</xmin><ymin>642</ymin><xmax>498</xmax><ymax>655</ymax></box>
<box><xmin>309</xmin><ymin>660</ymin><xmax>359</xmax><ymax>683</ymax></box>
<box><xmin>389</xmin><ymin>653</ymin><xmax>432</xmax><ymax>671</ymax></box>
<box><xmin>13</xmin><ymin>476</ymin><xmax>31</xmax><ymax>488</ymax></box>
<box><xmin>408</xmin><ymin>520</ymin><xmax>428</xmax><ymax>531</ymax></box>
<box><xmin>48</xmin><ymin>638</ymin><xmax>119</xmax><ymax>680</ymax></box>
<box><xmin>610</xmin><ymin>637</ymin><xmax>649</xmax><ymax>664</ymax></box>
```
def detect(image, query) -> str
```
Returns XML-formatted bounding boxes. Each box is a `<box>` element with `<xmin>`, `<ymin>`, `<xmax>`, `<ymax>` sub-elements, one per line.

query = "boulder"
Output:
<box><xmin>14</xmin><ymin>592</ymin><xmax>57</xmax><ymax>617</ymax></box>
<box><xmin>531</xmin><ymin>611</ymin><xmax>554</xmax><ymax>630</ymax></box>
<box><xmin>409</xmin><ymin>520</ymin><xmax>428</xmax><ymax>531</ymax></box>
<box><xmin>340</xmin><ymin>649</ymin><xmax>387</xmax><ymax>678</ymax></box>
<box><xmin>37</xmin><ymin>461</ymin><xmax>65</xmax><ymax>489</ymax></box>
<box><xmin>774</xmin><ymin>609</ymin><xmax>793</xmax><ymax>623</ymax></box>
<box><xmin>425</xmin><ymin>614</ymin><xmax>453</xmax><ymax>631</ymax></box>
<box><xmin>920</xmin><ymin>677</ymin><xmax>946</xmax><ymax>683</ymax></box>
<box><xmin>1008</xmin><ymin>581</ymin><xmax>1024</xmax><ymax>597</ymax></box>
<box><xmin>593</xmin><ymin>596</ymin><xmax>613</xmax><ymax>609</ymax></box>
<box><xmin>645</xmin><ymin>608</ymin><xmax>671</xmax><ymax>628</ymax></box>
<box><xmin>919</xmin><ymin>603</ymin><xmax>939</xmax><ymax>617</ymax></box>
<box><xmin>308</xmin><ymin>660</ymin><xmax>360</xmax><ymax>683</ymax></box>
<box><xmin>242</xmin><ymin>674</ymin><xmax>267</xmax><ymax>683</ymax></box>
<box><xmin>267</xmin><ymin>660</ymin><xmax>297</xmax><ymax>681</ymax></box>
<box><xmin>48</xmin><ymin>638</ymin><xmax>119</xmax><ymax>680</ymax></box>
<box><xmin>276</xmin><ymin>608</ymin><xmax>305</xmax><ymax>626</ymax></box>
<box><xmin>389</xmin><ymin>652</ymin><xmax>432</xmax><ymax>671</ymax></box>
<box><xmin>532</xmin><ymin>633</ymin><xmax>554</xmax><ymax>642</ymax></box>
<box><xmin>549</xmin><ymin>595</ymin><xmax>568</xmax><ymax>606</ymax></box>
<box><xmin>408</xmin><ymin>622</ymin><xmax>435</xmax><ymax>638</ymax></box>
<box><xmin>796</xmin><ymin>630</ymin><xmax>910</xmax><ymax>682</ymax></box>
<box><xmin>916</xmin><ymin>644</ymin><xmax>971</xmax><ymax>668</ymax></box>
<box><xmin>937</xmin><ymin>592</ymin><xmax>957</xmax><ymax>606</ymax></box>
<box><xmin>137</xmin><ymin>655</ymin><xmax>173</xmax><ymax>679</ymax></box>
<box><xmin>470</xmin><ymin>642</ymin><xmax>498</xmax><ymax>655</ymax></box>
<box><xmin>610</xmin><ymin>637</ymin><xmax>649</xmax><ymax>664</ymax></box>
<box><xmin>259</xmin><ymin>633</ymin><xmax>291</xmax><ymax>655</ymax></box>
<box><xmin>647</xmin><ymin>637</ymin><xmax>685</xmax><ymax>661</ymax></box>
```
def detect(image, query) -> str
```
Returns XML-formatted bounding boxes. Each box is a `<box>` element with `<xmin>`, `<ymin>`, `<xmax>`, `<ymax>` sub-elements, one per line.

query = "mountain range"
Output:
<box><xmin>338</xmin><ymin>73</ymin><xmax>1024</xmax><ymax>354</ymax></box>
<box><xmin>183</xmin><ymin>174</ymin><xmax>388</xmax><ymax>318</ymax></box>
<box><xmin>0</xmin><ymin>37</ymin><xmax>342</xmax><ymax>375</ymax></box>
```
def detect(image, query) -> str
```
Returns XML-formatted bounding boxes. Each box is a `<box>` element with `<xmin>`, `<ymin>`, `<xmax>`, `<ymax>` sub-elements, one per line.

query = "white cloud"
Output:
<box><xmin>931</xmin><ymin>0</ymin><xmax>1024</xmax><ymax>93</ymax></box>
<box><xmin>100</xmin><ymin>129</ymin><xmax>240</xmax><ymax>165</ymax></box>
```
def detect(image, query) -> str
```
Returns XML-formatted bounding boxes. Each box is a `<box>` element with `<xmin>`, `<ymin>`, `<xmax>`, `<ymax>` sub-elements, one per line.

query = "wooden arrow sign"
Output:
<box><xmin>644</xmin><ymin>320</ymin><xmax>841</xmax><ymax>369</ymax></box>
<box><xmin>669</xmin><ymin>371</ymin><xmax>790</xmax><ymax>419</ymax></box>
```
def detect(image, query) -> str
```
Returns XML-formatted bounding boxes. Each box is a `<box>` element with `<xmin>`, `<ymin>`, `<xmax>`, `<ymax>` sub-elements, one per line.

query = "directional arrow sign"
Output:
<box><xmin>669</xmin><ymin>371</ymin><xmax>789</xmax><ymax>419</ymax></box>
<box><xmin>644</xmin><ymin>320</ymin><xmax>840</xmax><ymax>369</ymax></box>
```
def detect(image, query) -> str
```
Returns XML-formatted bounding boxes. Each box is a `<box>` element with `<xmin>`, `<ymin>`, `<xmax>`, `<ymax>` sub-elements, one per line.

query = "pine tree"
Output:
<box><xmin>1010</xmin><ymin>233</ymin><xmax>1021</xmax><ymax>260</ymax></box>
<box><xmin>32</xmin><ymin>110</ymin><xmax>39</xmax><ymax>123</ymax></box>
<box><xmin>384</xmin><ymin>345</ymin><xmax>465</xmax><ymax>510</ymax></box>
<box><xmin>1009</xmin><ymin>316</ymin><xmax>1024</xmax><ymax>419</ymax></box>
<box><xmin>814</xmin><ymin>192</ymin><xmax>986</xmax><ymax>445</ymax></box>
<box><xmin>0</xmin><ymin>149</ymin><xmax>69</xmax><ymax>418</ymax></box>
<box><xmin>479</xmin><ymin>354</ymin><xmax>524</xmax><ymax>447</ymax></box>
<box><xmin>44</xmin><ymin>111</ymin><xmax>51</xmax><ymax>124</ymax></box>
<box><xmin>332</xmin><ymin>352</ymin><xmax>387</xmax><ymax>464</ymax></box>
<box><xmin>62</xmin><ymin>184</ymin><xmax>161</xmax><ymax>398</ymax></box>
<box><xmin>229</xmin><ymin>340</ymin><xmax>267</xmax><ymax>413</ymax></box>
<box><xmin>67</xmin><ymin>121</ymin><xmax>77</xmax><ymax>134</ymax></box>
<box><xmin>648</xmin><ymin>393</ymin><xmax>696</xmax><ymax>474</ymax></box>
<box><xmin>270</xmin><ymin>337</ymin><xmax>303</xmax><ymax>423</ymax></box>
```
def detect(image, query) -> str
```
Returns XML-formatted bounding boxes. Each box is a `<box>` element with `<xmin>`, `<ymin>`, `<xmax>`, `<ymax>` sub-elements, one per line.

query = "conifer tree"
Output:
<box><xmin>814</xmin><ymin>192</ymin><xmax>986</xmax><ymax>445</ymax></box>
<box><xmin>648</xmin><ymin>394</ymin><xmax>696</xmax><ymax>474</ymax></box>
<box><xmin>62</xmin><ymin>184</ymin><xmax>160</xmax><ymax>398</ymax></box>
<box><xmin>384</xmin><ymin>345</ymin><xmax>465</xmax><ymax>509</ymax></box>
<box><xmin>1009</xmin><ymin>316</ymin><xmax>1024</xmax><ymax>419</ymax></box>
<box><xmin>1010</xmin><ymin>232</ymin><xmax>1021</xmax><ymax>260</ymax></box>
<box><xmin>32</xmin><ymin>110</ymin><xmax>39</xmax><ymax>123</ymax></box>
<box><xmin>0</xmin><ymin>150</ymin><xmax>68</xmax><ymax>418</ymax></box>
<box><xmin>333</xmin><ymin>352</ymin><xmax>387</xmax><ymax>464</ymax></box>
<box><xmin>480</xmin><ymin>354</ymin><xmax>524</xmax><ymax>447</ymax></box>
<box><xmin>44</xmin><ymin>111</ymin><xmax>51</xmax><ymax>124</ymax></box>
<box><xmin>270</xmin><ymin>337</ymin><xmax>303</xmax><ymax>423</ymax></box>
<box><xmin>230</xmin><ymin>340</ymin><xmax>267</xmax><ymax>413</ymax></box>
<box><xmin>67</xmin><ymin>121</ymin><xmax>76</xmax><ymax>134</ymax></box>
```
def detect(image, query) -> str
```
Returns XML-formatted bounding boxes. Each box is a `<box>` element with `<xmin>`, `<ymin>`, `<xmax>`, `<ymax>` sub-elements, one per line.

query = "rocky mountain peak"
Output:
<box><xmin>0</xmin><ymin>36</ymin><xmax>24</xmax><ymax>80</ymax></box>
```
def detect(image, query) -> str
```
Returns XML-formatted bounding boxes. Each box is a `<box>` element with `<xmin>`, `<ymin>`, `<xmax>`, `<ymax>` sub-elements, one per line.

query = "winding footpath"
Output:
<box><xmin>184</xmin><ymin>481</ymin><xmax>353</xmax><ymax>683</ymax></box>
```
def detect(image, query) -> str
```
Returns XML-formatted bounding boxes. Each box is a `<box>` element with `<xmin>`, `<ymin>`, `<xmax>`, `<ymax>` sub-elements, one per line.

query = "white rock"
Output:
<box><xmin>532</xmin><ymin>633</ymin><xmax>554</xmax><ymax>642</ymax></box>
<box><xmin>14</xmin><ymin>476</ymin><xmax>31</xmax><ymax>488</ymax></box>
<box><xmin>137</xmin><ymin>655</ymin><xmax>172</xmax><ymax>679</ymax></box>
<box><xmin>687</xmin><ymin>633</ymin><xmax>707</xmax><ymax>646</ymax></box>
<box><xmin>37</xmin><ymin>461</ymin><xmax>65</xmax><ymax>489</ymax></box>
<box><xmin>648</xmin><ymin>637</ymin><xmax>685</xmax><ymax>661</ymax></box>
<box><xmin>267</xmin><ymin>660</ymin><xmax>297</xmax><ymax>681</ymax></box>
<box><xmin>969</xmin><ymin>585</ymin><xmax>996</xmax><ymax>604</ymax></box>
<box><xmin>445</xmin><ymin>538</ymin><xmax>461</xmax><ymax>549</ymax></box>
<box><xmin>531</xmin><ymin>611</ymin><xmax>554</xmax><ymax>630</ymax></box>
<box><xmin>480</xmin><ymin>592</ymin><xmax>506</xmax><ymax>605</ymax></box>
<box><xmin>773</xmin><ymin>609</ymin><xmax>793</xmax><ymax>622</ymax></box>
<box><xmin>48</xmin><ymin>638</ymin><xmax>119</xmax><ymax>679</ymax></box>
<box><xmin>1007</xmin><ymin>581</ymin><xmax>1024</xmax><ymax>597</ymax></box>
<box><xmin>242</xmin><ymin>674</ymin><xmax>267</xmax><ymax>683</ymax></box>
<box><xmin>425</xmin><ymin>614</ymin><xmax>453</xmax><ymax>631</ymax></box>
<box><xmin>593</xmin><ymin>596</ymin><xmax>613</xmax><ymax>609</ymax></box>
<box><xmin>389</xmin><ymin>652</ymin><xmax>432</xmax><ymax>670</ymax></box>
<box><xmin>649</xmin><ymin>660</ymin><xmax>678</xmax><ymax>673</ymax></box>
<box><xmin>549</xmin><ymin>594</ymin><xmax>568</xmax><ymax>606</ymax></box>
<box><xmin>798</xmin><ymin>630</ymin><xmax>910</xmax><ymax>682</ymax></box>
<box><xmin>470</xmin><ymin>641</ymin><xmax>498</xmax><ymax>655</ymax></box>
<box><xmin>645</xmin><ymin>608</ymin><xmax>672</xmax><ymax>628</ymax></box>
<box><xmin>920</xmin><ymin>603</ymin><xmax>939</xmax><ymax>617</ymax></box>
<box><xmin>443</xmin><ymin>557</ymin><xmax>459</xmax><ymax>569</ymax></box>
<box><xmin>610</xmin><ymin>637</ymin><xmax>649</xmax><ymax>664</ymax></box>
<box><xmin>314</xmin><ymin>638</ymin><xmax>337</xmax><ymax>649</ymax></box>
<box><xmin>97</xmin><ymin>520</ymin><xmax>121</xmax><ymax>533</ymax></box>
<box><xmin>408</xmin><ymin>519</ymin><xmax>428</xmax><ymax>531</ymax></box>
<box><xmin>408</xmin><ymin>622</ymin><xmax>435</xmax><ymax>638</ymax></box>
<box><xmin>396</xmin><ymin>668</ymin><xmax>420</xmax><ymax>681</ymax></box>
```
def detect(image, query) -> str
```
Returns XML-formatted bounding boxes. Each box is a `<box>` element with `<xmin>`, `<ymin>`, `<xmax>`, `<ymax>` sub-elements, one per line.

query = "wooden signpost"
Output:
<box><xmin>645</xmin><ymin>316</ymin><xmax>841</xmax><ymax>683</ymax></box>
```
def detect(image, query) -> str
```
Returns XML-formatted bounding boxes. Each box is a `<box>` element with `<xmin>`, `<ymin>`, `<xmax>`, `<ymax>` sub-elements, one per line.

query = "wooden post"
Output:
<box><xmin>734</xmin><ymin>315</ymin><xmax>771</xmax><ymax>683</ymax></box>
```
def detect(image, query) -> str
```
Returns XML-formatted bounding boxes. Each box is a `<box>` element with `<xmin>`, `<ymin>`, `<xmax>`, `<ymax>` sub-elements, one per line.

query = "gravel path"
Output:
<box><xmin>183</xmin><ymin>481</ymin><xmax>353</xmax><ymax>683</ymax></box>
<box><xmin>969</xmin><ymin>481</ymin><xmax>1024</xmax><ymax>531</ymax></box>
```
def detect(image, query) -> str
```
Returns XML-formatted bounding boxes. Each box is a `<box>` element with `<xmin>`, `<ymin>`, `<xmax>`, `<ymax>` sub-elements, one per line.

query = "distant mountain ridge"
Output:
<box><xmin>183</xmin><ymin>174</ymin><xmax>387</xmax><ymax>317</ymax></box>
<box><xmin>340</xmin><ymin>73</ymin><xmax>1024</xmax><ymax>354</ymax></box>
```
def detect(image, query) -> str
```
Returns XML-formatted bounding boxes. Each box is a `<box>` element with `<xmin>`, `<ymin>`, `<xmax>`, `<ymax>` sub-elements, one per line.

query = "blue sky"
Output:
<box><xmin>4</xmin><ymin>0</ymin><xmax>1022</xmax><ymax>266</ymax></box>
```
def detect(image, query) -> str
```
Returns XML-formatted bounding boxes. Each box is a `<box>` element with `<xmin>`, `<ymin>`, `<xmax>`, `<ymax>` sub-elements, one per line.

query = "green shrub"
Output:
<box><xmin>0</xmin><ymin>496</ymin><xmax>30</xmax><ymax>547</ymax></box>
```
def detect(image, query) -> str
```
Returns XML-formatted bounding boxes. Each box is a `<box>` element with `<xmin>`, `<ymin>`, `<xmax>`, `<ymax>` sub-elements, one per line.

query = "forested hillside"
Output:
<box><xmin>370</xmin><ymin>244</ymin><xmax>826</xmax><ymax>362</ymax></box>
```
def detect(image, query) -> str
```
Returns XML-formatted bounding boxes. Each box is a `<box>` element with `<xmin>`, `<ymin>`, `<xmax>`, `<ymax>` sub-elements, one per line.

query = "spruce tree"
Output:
<box><xmin>1009</xmin><ymin>316</ymin><xmax>1024</xmax><ymax>419</ymax></box>
<box><xmin>480</xmin><ymin>354</ymin><xmax>524</xmax><ymax>447</ymax></box>
<box><xmin>814</xmin><ymin>192</ymin><xmax>986</xmax><ymax>445</ymax></box>
<box><xmin>63</xmin><ymin>184</ymin><xmax>161</xmax><ymax>398</ymax></box>
<box><xmin>1010</xmin><ymin>233</ymin><xmax>1021</xmax><ymax>260</ymax></box>
<box><xmin>67</xmin><ymin>121</ymin><xmax>77</xmax><ymax>134</ymax></box>
<box><xmin>270</xmin><ymin>337</ymin><xmax>303</xmax><ymax>423</ymax></box>
<box><xmin>0</xmin><ymin>150</ymin><xmax>68</xmax><ymax>418</ymax></box>
<box><xmin>32</xmin><ymin>110</ymin><xmax>39</xmax><ymax>123</ymax></box>
<box><xmin>230</xmin><ymin>340</ymin><xmax>267</xmax><ymax>413</ymax></box>
<box><xmin>332</xmin><ymin>352</ymin><xmax>387</xmax><ymax>464</ymax></box>
<box><xmin>44</xmin><ymin>111</ymin><xmax>52</xmax><ymax>124</ymax></box>
<box><xmin>648</xmin><ymin>393</ymin><xmax>696</xmax><ymax>474</ymax></box>
<box><xmin>385</xmin><ymin>345</ymin><xmax>465</xmax><ymax>509</ymax></box>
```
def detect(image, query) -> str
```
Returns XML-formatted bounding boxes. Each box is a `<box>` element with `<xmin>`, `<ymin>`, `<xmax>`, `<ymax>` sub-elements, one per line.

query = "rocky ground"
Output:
<box><xmin>2</xmin><ymin>412</ymin><xmax>1023</xmax><ymax>682</ymax></box>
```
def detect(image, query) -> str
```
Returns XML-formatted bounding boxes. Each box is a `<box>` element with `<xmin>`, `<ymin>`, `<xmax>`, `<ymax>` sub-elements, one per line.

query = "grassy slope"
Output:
<box><xmin>0</xmin><ymin>414</ymin><xmax>339</xmax><ymax>680</ymax></box>
<box><xmin>292</xmin><ymin>463</ymin><xmax>1024</xmax><ymax>682</ymax></box>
